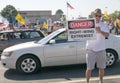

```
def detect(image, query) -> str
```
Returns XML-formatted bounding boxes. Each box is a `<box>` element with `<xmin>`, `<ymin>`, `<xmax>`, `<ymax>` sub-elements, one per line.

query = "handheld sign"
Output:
<box><xmin>67</xmin><ymin>19</ymin><xmax>96</xmax><ymax>41</ymax></box>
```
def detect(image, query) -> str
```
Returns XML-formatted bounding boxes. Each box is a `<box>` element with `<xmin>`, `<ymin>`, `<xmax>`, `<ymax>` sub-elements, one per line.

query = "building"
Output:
<box><xmin>19</xmin><ymin>10</ymin><xmax>61</xmax><ymax>25</ymax></box>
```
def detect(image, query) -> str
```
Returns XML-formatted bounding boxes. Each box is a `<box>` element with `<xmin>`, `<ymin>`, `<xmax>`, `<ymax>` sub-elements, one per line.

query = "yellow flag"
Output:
<box><xmin>116</xmin><ymin>18</ymin><xmax>120</xmax><ymax>28</ymax></box>
<box><xmin>117</xmin><ymin>22</ymin><xmax>120</xmax><ymax>28</ymax></box>
<box><xmin>43</xmin><ymin>22</ymin><xmax>48</xmax><ymax>29</ymax></box>
<box><xmin>104</xmin><ymin>11</ymin><xmax>110</xmax><ymax>20</ymax></box>
<box><xmin>15</xmin><ymin>13</ymin><xmax>25</xmax><ymax>25</ymax></box>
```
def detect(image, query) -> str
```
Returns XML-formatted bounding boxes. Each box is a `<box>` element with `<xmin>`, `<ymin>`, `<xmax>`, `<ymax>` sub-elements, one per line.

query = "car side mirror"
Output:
<box><xmin>49</xmin><ymin>39</ymin><xmax>56</xmax><ymax>44</ymax></box>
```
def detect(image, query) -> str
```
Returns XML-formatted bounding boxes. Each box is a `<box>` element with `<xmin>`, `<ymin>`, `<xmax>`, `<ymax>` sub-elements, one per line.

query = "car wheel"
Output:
<box><xmin>16</xmin><ymin>55</ymin><xmax>41</xmax><ymax>74</ymax></box>
<box><xmin>106</xmin><ymin>49</ymin><xmax>118</xmax><ymax>67</ymax></box>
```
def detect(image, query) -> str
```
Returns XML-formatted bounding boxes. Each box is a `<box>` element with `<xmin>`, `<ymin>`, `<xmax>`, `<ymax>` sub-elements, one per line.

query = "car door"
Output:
<box><xmin>44</xmin><ymin>31</ymin><xmax>77</xmax><ymax>66</ymax></box>
<box><xmin>76</xmin><ymin>41</ymin><xmax>86</xmax><ymax>64</ymax></box>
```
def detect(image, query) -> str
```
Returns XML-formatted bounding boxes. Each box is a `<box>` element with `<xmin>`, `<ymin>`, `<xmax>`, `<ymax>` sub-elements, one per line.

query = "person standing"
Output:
<box><xmin>115</xmin><ymin>23</ymin><xmax>119</xmax><ymax>35</ymax></box>
<box><xmin>86</xmin><ymin>8</ymin><xmax>109</xmax><ymax>83</ymax></box>
<box><xmin>108</xmin><ymin>20</ymin><xmax>114</xmax><ymax>33</ymax></box>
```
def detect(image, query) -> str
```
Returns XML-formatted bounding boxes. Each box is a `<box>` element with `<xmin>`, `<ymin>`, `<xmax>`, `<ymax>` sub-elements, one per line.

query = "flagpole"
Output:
<box><xmin>66</xmin><ymin>1</ymin><xmax>68</xmax><ymax>21</ymax></box>
<box><xmin>65</xmin><ymin>0</ymin><xmax>68</xmax><ymax>29</ymax></box>
<box><xmin>66</xmin><ymin>1</ymin><xmax>74</xmax><ymax>20</ymax></box>
<box><xmin>67</xmin><ymin>5</ymin><xmax>68</xmax><ymax>20</ymax></box>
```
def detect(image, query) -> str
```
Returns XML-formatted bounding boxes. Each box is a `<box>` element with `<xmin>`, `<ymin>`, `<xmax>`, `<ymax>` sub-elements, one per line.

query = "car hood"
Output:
<box><xmin>3</xmin><ymin>41</ymin><xmax>40</xmax><ymax>52</ymax></box>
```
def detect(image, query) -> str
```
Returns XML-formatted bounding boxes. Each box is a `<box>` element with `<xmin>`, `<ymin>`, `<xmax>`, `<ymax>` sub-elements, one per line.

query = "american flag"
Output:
<box><xmin>67</xmin><ymin>2</ymin><xmax>74</xmax><ymax>9</ymax></box>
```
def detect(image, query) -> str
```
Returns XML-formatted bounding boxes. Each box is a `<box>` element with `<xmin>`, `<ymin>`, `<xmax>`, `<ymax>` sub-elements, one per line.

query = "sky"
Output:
<box><xmin>0</xmin><ymin>0</ymin><xmax>120</xmax><ymax>19</ymax></box>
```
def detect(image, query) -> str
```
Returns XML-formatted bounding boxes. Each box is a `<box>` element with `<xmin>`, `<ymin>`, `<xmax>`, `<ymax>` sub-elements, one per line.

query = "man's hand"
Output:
<box><xmin>96</xmin><ymin>27</ymin><xmax>101</xmax><ymax>33</ymax></box>
<box><xmin>96</xmin><ymin>26</ymin><xmax>109</xmax><ymax>37</ymax></box>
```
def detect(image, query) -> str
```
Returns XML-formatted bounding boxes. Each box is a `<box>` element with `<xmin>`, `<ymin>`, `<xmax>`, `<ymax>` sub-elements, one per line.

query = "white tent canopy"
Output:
<box><xmin>0</xmin><ymin>15</ymin><xmax>9</xmax><ymax>30</ymax></box>
<box><xmin>0</xmin><ymin>15</ymin><xmax>9</xmax><ymax>25</ymax></box>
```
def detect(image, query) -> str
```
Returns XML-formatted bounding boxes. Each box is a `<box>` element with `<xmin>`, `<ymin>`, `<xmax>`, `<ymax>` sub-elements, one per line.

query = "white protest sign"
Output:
<box><xmin>67</xmin><ymin>19</ymin><xmax>96</xmax><ymax>41</ymax></box>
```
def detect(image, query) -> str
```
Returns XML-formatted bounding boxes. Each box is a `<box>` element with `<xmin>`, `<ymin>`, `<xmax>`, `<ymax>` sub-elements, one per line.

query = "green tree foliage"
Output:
<box><xmin>56</xmin><ymin>9</ymin><xmax>63</xmax><ymax>15</ymax></box>
<box><xmin>56</xmin><ymin>9</ymin><xmax>65</xmax><ymax>21</ymax></box>
<box><xmin>62</xmin><ymin>15</ymin><xmax>66</xmax><ymax>21</ymax></box>
<box><xmin>110</xmin><ymin>10</ymin><xmax>120</xmax><ymax>21</ymax></box>
<box><xmin>1</xmin><ymin>5</ymin><xmax>18</xmax><ymax>23</ymax></box>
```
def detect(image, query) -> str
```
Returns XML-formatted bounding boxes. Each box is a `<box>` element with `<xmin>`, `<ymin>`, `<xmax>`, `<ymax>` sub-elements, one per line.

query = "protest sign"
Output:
<box><xmin>67</xmin><ymin>19</ymin><xmax>96</xmax><ymax>41</ymax></box>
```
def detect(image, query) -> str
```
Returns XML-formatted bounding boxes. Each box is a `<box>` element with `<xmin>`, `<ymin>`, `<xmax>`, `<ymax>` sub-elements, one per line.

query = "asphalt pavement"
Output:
<box><xmin>51</xmin><ymin>75</ymin><xmax>120</xmax><ymax>83</ymax></box>
<box><xmin>0</xmin><ymin>60</ymin><xmax>120</xmax><ymax>83</ymax></box>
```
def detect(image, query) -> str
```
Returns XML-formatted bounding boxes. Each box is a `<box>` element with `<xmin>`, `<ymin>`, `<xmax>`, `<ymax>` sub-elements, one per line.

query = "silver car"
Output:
<box><xmin>1</xmin><ymin>28</ymin><xmax>120</xmax><ymax>74</ymax></box>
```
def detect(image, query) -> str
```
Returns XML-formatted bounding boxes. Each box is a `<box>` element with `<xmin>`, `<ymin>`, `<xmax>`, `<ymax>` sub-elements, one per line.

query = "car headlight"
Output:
<box><xmin>2</xmin><ymin>51</ymin><xmax>13</xmax><ymax>57</ymax></box>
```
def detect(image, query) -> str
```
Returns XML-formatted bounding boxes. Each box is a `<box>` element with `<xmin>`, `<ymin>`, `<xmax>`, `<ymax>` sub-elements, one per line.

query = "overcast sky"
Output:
<box><xmin>0</xmin><ymin>0</ymin><xmax>120</xmax><ymax>19</ymax></box>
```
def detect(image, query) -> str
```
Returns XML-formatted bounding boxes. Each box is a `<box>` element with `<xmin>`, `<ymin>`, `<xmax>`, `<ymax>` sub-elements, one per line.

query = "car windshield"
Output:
<box><xmin>37</xmin><ymin>28</ymin><xmax>65</xmax><ymax>44</ymax></box>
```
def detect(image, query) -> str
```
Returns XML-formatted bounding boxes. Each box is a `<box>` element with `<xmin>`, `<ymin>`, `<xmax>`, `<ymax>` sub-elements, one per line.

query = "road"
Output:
<box><xmin>0</xmin><ymin>61</ymin><xmax>120</xmax><ymax>83</ymax></box>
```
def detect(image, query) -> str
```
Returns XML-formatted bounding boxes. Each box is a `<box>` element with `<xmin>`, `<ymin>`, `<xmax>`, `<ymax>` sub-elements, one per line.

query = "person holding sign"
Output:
<box><xmin>86</xmin><ymin>8</ymin><xmax>109</xmax><ymax>83</ymax></box>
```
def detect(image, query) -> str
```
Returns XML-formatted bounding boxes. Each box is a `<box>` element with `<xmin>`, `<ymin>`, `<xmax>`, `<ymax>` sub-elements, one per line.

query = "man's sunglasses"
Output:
<box><xmin>95</xmin><ymin>15</ymin><xmax>101</xmax><ymax>18</ymax></box>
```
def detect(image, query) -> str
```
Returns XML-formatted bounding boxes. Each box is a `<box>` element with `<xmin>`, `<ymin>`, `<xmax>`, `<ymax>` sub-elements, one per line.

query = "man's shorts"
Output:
<box><xmin>86</xmin><ymin>49</ymin><xmax>106</xmax><ymax>70</ymax></box>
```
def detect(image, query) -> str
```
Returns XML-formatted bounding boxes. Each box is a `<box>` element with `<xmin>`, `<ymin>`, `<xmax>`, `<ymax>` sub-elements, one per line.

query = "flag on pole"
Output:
<box><xmin>15</xmin><ymin>13</ymin><xmax>25</xmax><ymax>25</ymax></box>
<box><xmin>67</xmin><ymin>2</ymin><xmax>74</xmax><ymax>9</ymax></box>
<box><xmin>43</xmin><ymin>21</ymin><xmax>48</xmax><ymax>29</ymax></box>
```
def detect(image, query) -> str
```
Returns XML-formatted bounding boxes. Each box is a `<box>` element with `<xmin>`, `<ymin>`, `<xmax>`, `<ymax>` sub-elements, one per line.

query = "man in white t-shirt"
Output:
<box><xmin>86</xmin><ymin>8</ymin><xmax>109</xmax><ymax>83</ymax></box>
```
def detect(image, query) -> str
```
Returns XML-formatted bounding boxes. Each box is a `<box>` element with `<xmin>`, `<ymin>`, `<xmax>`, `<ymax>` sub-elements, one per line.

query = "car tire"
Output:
<box><xmin>16</xmin><ymin>55</ymin><xmax>41</xmax><ymax>74</ymax></box>
<box><xmin>106</xmin><ymin>49</ymin><xmax>118</xmax><ymax>67</ymax></box>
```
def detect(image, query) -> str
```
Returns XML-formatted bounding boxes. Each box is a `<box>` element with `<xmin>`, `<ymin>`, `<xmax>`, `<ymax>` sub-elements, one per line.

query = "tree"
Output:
<box><xmin>55</xmin><ymin>9</ymin><xmax>64</xmax><ymax>21</ymax></box>
<box><xmin>56</xmin><ymin>9</ymin><xmax>63</xmax><ymax>15</ymax></box>
<box><xmin>110</xmin><ymin>10</ymin><xmax>120</xmax><ymax>21</ymax></box>
<box><xmin>1</xmin><ymin>5</ymin><xmax>18</xmax><ymax>24</ymax></box>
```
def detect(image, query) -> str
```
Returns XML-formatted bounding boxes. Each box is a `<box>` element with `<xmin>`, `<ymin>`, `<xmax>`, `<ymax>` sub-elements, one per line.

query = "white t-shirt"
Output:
<box><xmin>86</xmin><ymin>22</ymin><xmax>109</xmax><ymax>52</ymax></box>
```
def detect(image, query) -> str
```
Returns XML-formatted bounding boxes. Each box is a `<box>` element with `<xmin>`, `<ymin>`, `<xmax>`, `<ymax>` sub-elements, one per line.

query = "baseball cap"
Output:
<box><xmin>93</xmin><ymin>8</ymin><xmax>102</xmax><ymax>16</ymax></box>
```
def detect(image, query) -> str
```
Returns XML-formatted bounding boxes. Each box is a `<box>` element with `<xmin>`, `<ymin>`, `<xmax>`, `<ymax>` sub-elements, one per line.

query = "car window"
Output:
<box><xmin>0</xmin><ymin>32</ymin><xmax>17</xmax><ymax>41</ymax></box>
<box><xmin>54</xmin><ymin>31</ymin><xmax>68</xmax><ymax>43</ymax></box>
<box><xmin>20</xmin><ymin>32</ymin><xmax>28</xmax><ymax>39</ymax></box>
<box><xmin>14</xmin><ymin>32</ymin><xmax>21</xmax><ymax>39</ymax></box>
<box><xmin>0</xmin><ymin>32</ymin><xmax>16</xmax><ymax>40</ymax></box>
<box><xmin>0</xmin><ymin>33</ymin><xmax>8</xmax><ymax>41</ymax></box>
<box><xmin>20</xmin><ymin>31</ymin><xmax>41</xmax><ymax>39</ymax></box>
<box><xmin>8</xmin><ymin>32</ymin><xmax>16</xmax><ymax>39</ymax></box>
<box><xmin>29</xmin><ymin>31</ymin><xmax>41</xmax><ymax>38</ymax></box>
<box><xmin>0</xmin><ymin>30</ymin><xmax>43</xmax><ymax>41</ymax></box>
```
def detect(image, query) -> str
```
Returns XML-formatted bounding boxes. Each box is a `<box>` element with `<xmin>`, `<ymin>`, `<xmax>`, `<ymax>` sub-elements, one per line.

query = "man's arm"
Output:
<box><xmin>101</xmin><ymin>31</ymin><xmax>109</xmax><ymax>38</ymax></box>
<box><xmin>96</xmin><ymin>27</ymin><xmax>109</xmax><ymax>38</ymax></box>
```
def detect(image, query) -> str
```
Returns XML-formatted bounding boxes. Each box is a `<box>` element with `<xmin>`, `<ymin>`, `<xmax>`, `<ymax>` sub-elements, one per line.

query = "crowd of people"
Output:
<box><xmin>1</xmin><ymin>19</ymin><xmax>120</xmax><ymax>36</ymax></box>
<box><xmin>107</xmin><ymin>20</ymin><xmax>119</xmax><ymax>35</ymax></box>
<box><xmin>0</xmin><ymin>21</ymin><xmax>65</xmax><ymax>36</ymax></box>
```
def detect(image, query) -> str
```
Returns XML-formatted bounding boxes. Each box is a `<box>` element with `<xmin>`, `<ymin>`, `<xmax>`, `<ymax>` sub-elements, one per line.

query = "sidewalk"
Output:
<box><xmin>51</xmin><ymin>75</ymin><xmax>120</xmax><ymax>83</ymax></box>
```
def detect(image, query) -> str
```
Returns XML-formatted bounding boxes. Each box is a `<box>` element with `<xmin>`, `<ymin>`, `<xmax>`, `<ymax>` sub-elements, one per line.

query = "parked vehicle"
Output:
<box><xmin>1</xmin><ymin>28</ymin><xmax>120</xmax><ymax>74</ymax></box>
<box><xmin>0</xmin><ymin>29</ymin><xmax>45</xmax><ymax>54</ymax></box>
